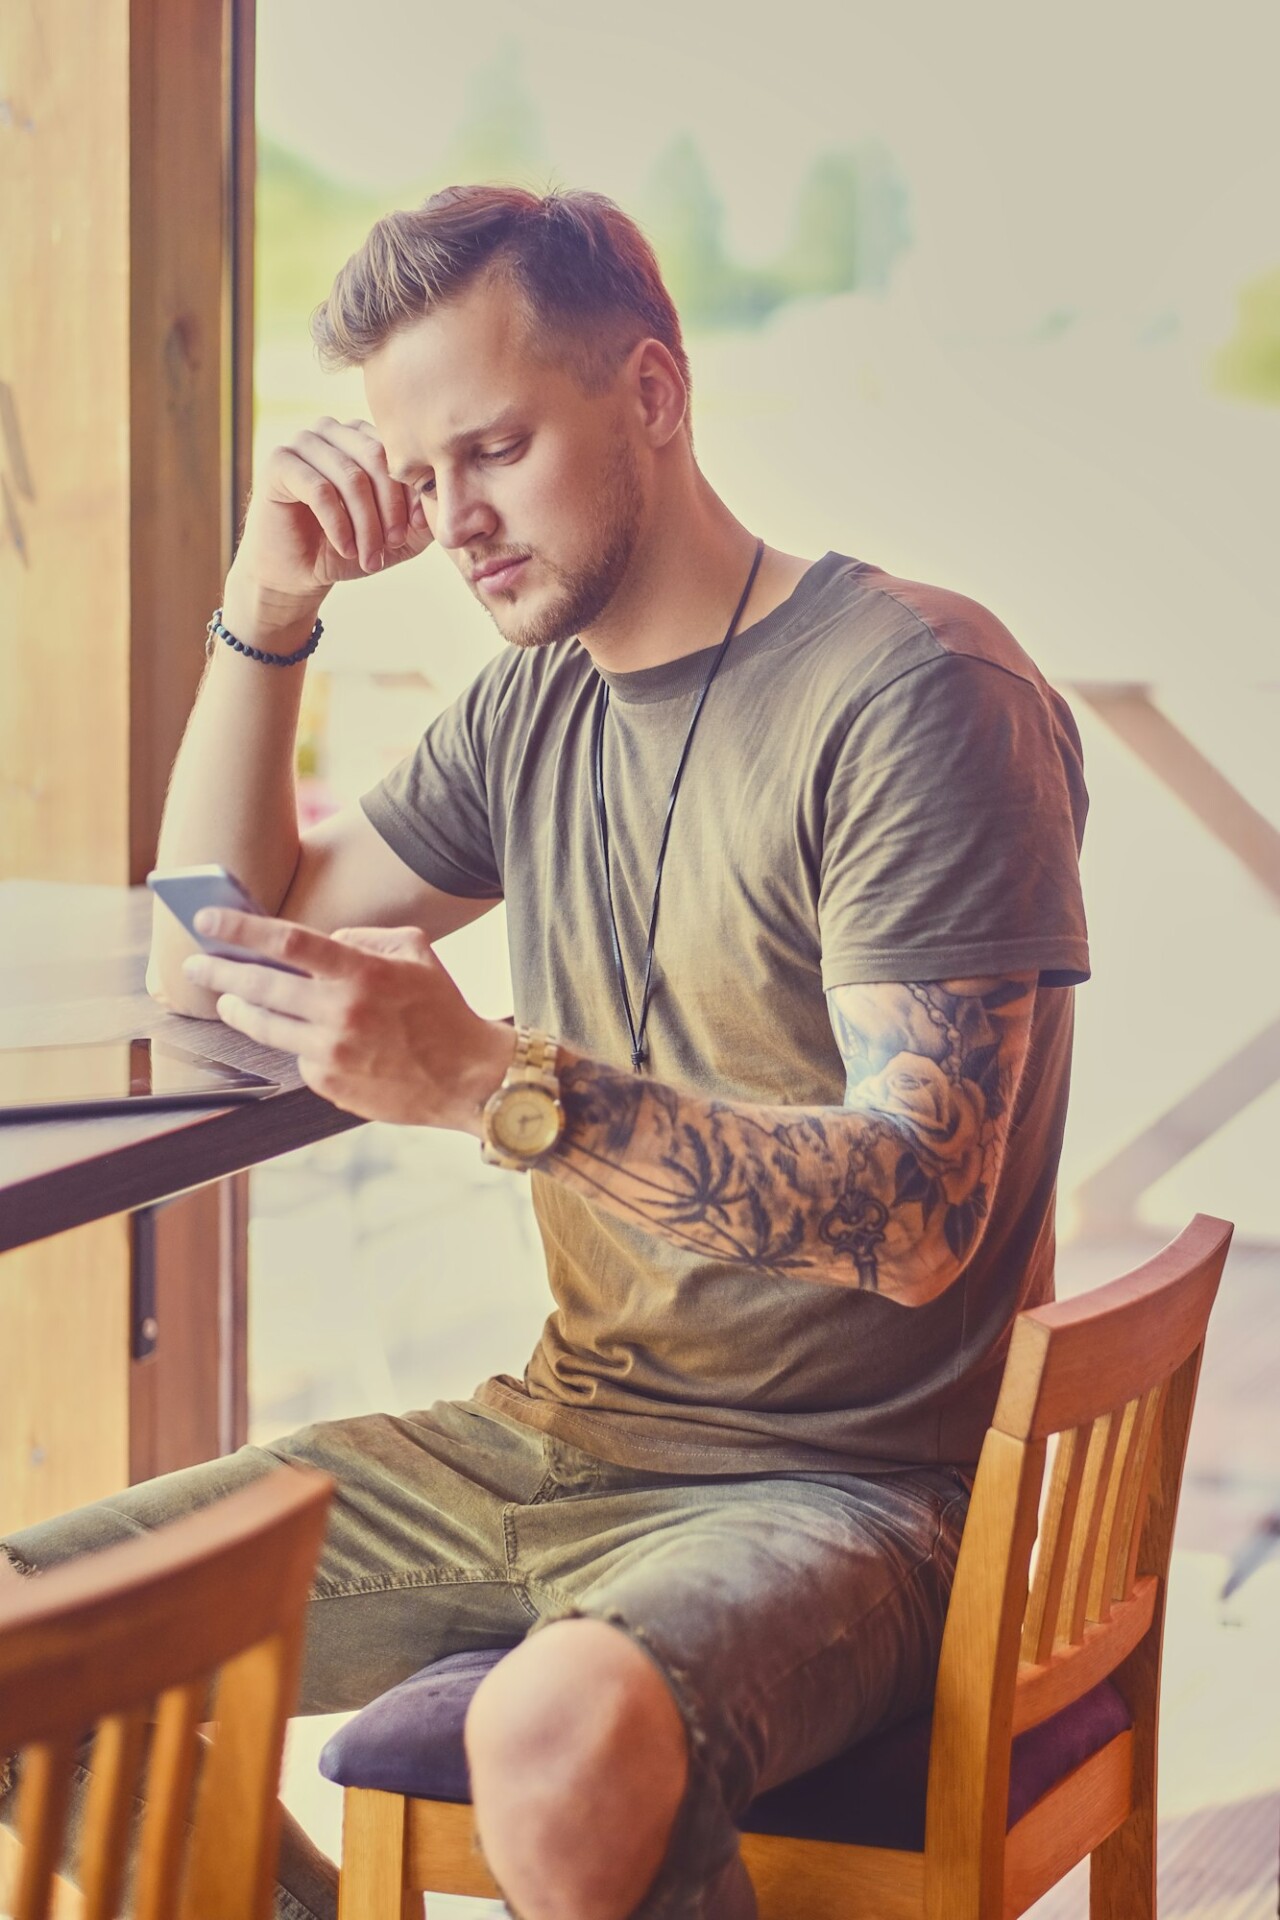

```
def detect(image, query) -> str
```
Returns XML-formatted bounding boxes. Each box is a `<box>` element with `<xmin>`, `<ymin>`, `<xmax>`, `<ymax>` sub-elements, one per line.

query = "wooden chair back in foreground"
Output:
<box><xmin>321</xmin><ymin>1213</ymin><xmax>1232</xmax><ymax>1920</ymax></box>
<box><xmin>841</xmin><ymin>1206</ymin><xmax>1232</xmax><ymax>1920</ymax></box>
<box><xmin>0</xmin><ymin>1466</ymin><xmax>332</xmax><ymax>1920</ymax></box>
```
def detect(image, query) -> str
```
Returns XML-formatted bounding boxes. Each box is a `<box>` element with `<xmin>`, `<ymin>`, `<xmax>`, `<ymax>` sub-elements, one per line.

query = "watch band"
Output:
<box><xmin>513</xmin><ymin>1026</ymin><xmax>560</xmax><ymax>1085</ymax></box>
<box><xmin>480</xmin><ymin>1025</ymin><xmax>564</xmax><ymax>1171</ymax></box>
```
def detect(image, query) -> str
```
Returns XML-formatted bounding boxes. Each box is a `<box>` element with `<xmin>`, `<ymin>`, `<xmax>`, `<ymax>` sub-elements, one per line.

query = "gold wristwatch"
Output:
<box><xmin>480</xmin><ymin>1026</ymin><xmax>564</xmax><ymax>1171</ymax></box>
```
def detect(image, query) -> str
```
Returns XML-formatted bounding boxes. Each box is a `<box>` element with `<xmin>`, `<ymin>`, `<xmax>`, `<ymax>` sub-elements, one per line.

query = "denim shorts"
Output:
<box><xmin>1</xmin><ymin>1397</ymin><xmax>970</xmax><ymax>1920</ymax></box>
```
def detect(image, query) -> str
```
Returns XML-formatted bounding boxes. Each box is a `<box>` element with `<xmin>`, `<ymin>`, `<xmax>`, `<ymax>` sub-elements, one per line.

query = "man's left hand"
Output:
<box><xmin>180</xmin><ymin>911</ymin><xmax>513</xmax><ymax>1134</ymax></box>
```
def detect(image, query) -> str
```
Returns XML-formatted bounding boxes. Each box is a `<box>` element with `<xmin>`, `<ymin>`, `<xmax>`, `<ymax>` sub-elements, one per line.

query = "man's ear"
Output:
<box><xmin>629</xmin><ymin>338</ymin><xmax>688</xmax><ymax>450</ymax></box>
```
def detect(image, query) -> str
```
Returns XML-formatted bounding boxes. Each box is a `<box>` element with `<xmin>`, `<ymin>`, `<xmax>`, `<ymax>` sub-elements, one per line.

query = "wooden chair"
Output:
<box><xmin>320</xmin><ymin>1213</ymin><xmax>1232</xmax><ymax>1920</ymax></box>
<box><xmin>0</xmin><ymin>1465</ymin><xmax>333</xmax><ymax>1920</ymax></box>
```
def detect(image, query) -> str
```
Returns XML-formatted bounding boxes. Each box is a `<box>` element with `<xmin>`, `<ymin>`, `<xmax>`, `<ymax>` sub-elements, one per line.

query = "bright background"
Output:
<box><xmin>247</xmin><ymin>4</ymin><xmax>1280</xmax><ymax>1911</ymax></box>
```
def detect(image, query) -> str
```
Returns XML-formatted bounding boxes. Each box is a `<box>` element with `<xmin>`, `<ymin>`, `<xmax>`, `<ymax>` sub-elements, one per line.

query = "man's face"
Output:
<box><xmin>363</xmin><ymin>275</ymin><xmax>646</xmax><ymax>649</ymax></box>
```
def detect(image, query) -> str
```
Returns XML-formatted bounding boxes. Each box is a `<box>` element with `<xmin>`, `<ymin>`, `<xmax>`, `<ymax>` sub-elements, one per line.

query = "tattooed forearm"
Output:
<box><xmin>542</xmin><ymin>974</ymin><xmax>1037</xmax><ymax>1305</ymax></box>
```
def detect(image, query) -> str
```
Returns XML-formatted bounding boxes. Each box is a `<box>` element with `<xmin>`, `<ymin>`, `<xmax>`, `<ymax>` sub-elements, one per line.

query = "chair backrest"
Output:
<box><xmin>0</xmin><ymin>1466</ymin><xmax>332</xmax><ymax>1920</ymax></box>
<box><xmin>923</xmin><ymin>1214</ymin><xmax>1231</xmax><ymax>1899</ymax></box>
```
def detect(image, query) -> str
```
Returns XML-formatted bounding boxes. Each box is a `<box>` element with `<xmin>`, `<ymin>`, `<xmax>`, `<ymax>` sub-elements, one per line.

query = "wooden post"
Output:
<box><xmin>0</xmin><ymin>0</ymin><xmax>256</xmax><ymax>1524</ymax></box>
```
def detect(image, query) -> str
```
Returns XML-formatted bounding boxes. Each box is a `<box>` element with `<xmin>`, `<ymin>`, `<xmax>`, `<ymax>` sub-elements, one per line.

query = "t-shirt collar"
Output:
<box><xmin>593</xmin><ymin>551</ymin><xmax>851</xmax><ymax>705</ymax></box>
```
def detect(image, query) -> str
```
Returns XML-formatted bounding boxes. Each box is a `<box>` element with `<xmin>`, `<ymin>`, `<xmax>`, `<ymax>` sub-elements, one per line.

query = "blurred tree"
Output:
<box><xmin>257</xmin><ymin>85</ymin><xmax>915</xmax><ymax>349</ymax></box>
<box><xmin>256</xmin><ymin>139</ymin><xmax>388</xmax><ymax>341</ymax></box>
<box><xmin>437</xmin><ymin>44</ymin><xmax>549</xmax><ymax>187</ymax></box>
<box><xmin>777</xmin><ymin>143</ymin><xmax>911</xmax><ymax>298</ymax></box>
<box><xmin>640</xmin><ymin>134</ymin><xmax>783</xmax><ymax>328</ymax></box>
<box><xmin>777</xmin><ymin>152</ymin><xmax>861</xmax><ymax>297</ymax></box>
<box><xmin>1212</xmin><ymin>266</ymin><xmax>1280</xmax><ymax>404</ymax></box>
<box><xmin>256</xmin><ymin>50</ymin><xmax>551</xmax><ymax>346</ymax></box>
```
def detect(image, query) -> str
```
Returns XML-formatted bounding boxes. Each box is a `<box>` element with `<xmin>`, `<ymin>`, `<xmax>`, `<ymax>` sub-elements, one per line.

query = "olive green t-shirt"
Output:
<box><xmin>360</xmin><ymin>551</ymin><xmax>1090</xmax><ymax>1473</ymax></box>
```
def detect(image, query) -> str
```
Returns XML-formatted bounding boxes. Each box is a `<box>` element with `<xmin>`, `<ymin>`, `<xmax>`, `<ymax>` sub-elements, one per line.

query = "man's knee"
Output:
<box><xmin>464</xmin><ymin>1615</ymin><xmax>689</xmax><ymax>1818</ymax></box>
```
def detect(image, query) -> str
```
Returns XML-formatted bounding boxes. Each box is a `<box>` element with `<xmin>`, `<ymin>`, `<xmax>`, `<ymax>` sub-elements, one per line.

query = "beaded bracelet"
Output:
<box><xmin>206</xmin><ymin>607</ymin><xmax>323</xmax><ymax>666</ymax></box>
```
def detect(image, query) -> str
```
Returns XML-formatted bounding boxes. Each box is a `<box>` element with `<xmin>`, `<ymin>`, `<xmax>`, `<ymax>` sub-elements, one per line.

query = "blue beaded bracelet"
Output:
<box><xmin>206</xmin><ymin>607</ymin><xmax>323</xmax><ymax>666</ymax></box>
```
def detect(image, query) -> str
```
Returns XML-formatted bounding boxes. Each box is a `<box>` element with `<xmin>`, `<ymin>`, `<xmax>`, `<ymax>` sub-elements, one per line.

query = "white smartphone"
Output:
<box><xmin>146</xmin><ymin>864</ymin><xmax>309</xmax><ymax>975</ymax></box>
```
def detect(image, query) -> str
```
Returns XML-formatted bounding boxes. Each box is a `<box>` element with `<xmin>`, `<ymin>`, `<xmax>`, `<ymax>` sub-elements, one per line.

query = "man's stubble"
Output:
<box><xmin>496</xmin><ymin>431</ymin><xmax>645</xmax><ymax>652</ymax></box>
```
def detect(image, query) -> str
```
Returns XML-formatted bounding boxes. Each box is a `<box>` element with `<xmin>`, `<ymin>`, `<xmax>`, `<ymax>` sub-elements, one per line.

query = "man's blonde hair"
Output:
<box><xmin>311</xmin><ymin>183</ymin><xmax>692</xmax><ymax>415</ymax></box>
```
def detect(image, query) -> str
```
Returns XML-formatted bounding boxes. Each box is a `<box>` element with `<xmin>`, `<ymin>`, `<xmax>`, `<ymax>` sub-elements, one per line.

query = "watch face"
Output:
<box><xmin>492</xmin><ymin>1086</ymin><xmax>562</xmax><ymax>1157</ymax></box>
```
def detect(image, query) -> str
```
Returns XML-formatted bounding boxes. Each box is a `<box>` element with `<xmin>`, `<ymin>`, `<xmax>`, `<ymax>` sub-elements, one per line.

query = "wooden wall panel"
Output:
<box><xmin>0</xmin><ymin>0</ymin><xmax>256</xmax><ymax>1523</ymax></box>
<box><xmin>0</xmin><ymin>1</ymin><xmax>131</xmax><ymax>883</ymax></box>
<box><xmin>0</xmin><ymin>1217</ymin><xmax>132</xmax><ymax>1534</ymax></box>
<box><xmin>0</xmin><ymin>0</ymin><xmax>255</xmax><ymax>884</ymax></box>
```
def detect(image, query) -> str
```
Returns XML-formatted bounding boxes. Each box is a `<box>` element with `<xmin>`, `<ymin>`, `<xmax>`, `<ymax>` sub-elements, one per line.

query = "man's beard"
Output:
<box><xmin>493</xmin><ymin>437</ymin><xmax>644</xmax><ymax>651</ymax></box>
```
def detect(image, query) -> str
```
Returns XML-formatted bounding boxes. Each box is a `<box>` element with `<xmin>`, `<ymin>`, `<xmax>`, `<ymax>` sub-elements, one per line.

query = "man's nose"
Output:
<box><xmin>433</xmin><ymin>476</ymin><xmax>497</xmax><ymax>552</ymax></box>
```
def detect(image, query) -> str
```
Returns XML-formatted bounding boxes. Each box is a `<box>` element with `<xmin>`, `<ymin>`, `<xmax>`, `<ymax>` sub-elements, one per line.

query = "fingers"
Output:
<box><xmin>338</xmin><ymin>419</ymin><xmax>429</xmax><ymax>525</ymax></box>
<box><xmin>271</xmin><ymin>447</ymin><xmax>364</xmax><ymax>567</ymax></box>
<box><xmin>212</xmin><ymin>992</ymin><xmax>322</xmax><ymax>1060</ymax></box>
<box><xmin>284</xmin><ymin>420</ymin><xmax>407</xmax><ymax>574</ymax></box>
<box><xmin>180</xmin><ymin>952</ymin><xmax>327</xmax><ymax>1017</ymax></box>
<box><xmin>338</xmin><ymin>420</ymin><xmax>431</xmax><ymax>537</ymax></box>
<box><xmin>323</xmin><ymin>416</ymin><xmax>414</xmax><ymax>549</ymax></box>
<box><xmin>191</xmin><ymin>911</ymin><xmax>365</xmax><ymax>981</ymax></box>
<box><xmin>266</xmin><ymin>418</ymin><xmax>413</xmax><ymax>575</ymax></box>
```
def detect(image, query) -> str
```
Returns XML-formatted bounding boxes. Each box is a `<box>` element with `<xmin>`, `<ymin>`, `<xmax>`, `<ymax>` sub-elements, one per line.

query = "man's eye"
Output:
<box><xmin>416</xmin><ymin>442</ymin><xmax>521</xmax><ymax>497</ymax></box>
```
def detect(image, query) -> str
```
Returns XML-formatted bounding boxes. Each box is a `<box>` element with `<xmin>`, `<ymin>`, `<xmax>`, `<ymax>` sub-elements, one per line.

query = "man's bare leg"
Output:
<box><xmin>465</xmin><ymin>1617</ymin><xmax>703</xmax><ymax>1920</ymax></box>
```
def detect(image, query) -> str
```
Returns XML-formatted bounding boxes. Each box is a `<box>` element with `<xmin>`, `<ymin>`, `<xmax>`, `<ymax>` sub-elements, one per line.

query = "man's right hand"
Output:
<box><xmin>226</xmin><ymin>416</ymin><xmax>434</xmax><ymax>615</ymax></box>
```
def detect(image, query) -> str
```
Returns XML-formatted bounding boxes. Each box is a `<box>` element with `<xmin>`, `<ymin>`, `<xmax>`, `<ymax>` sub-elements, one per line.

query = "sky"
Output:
<box><xmin>257</xmin><ymin>0</ymin><xmax>1280</xmax><ymax>345</ymax></box>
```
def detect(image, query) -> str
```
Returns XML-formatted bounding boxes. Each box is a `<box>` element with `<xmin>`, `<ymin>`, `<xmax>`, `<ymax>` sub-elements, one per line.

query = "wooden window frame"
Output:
<box><xmin>0</xmin><ymin>0</ymin><xmax>257</xmax><ymax>1525</ymax></box>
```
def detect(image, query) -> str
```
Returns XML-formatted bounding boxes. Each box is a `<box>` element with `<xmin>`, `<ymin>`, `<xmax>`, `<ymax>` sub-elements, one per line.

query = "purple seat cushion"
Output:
<box><xmin>321</xmin><ymin>1648</ymin><xmax>508</xmax><ymax>1802</ymax></box>
<box><xmin>741</xmin><ymin>1677</ymin><xmax>1132</xmax><ymax>1849</ymax></box>
<box><xmin>319</xmin><ymin>1646</ymin><xmax>1132</xmax><ymax>1851</ymax></box>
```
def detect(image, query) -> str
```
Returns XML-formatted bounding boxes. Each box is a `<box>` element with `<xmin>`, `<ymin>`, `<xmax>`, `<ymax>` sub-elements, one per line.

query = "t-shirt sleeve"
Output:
<box><xmin>358</xmin><ymin>655</ymin><xmax>513</xmax><ymax>900</ymax></box>
<box><xmin>818</xmin><ymin>652</ymin><xmax>1091</xmax><ymax>990</ymax></box>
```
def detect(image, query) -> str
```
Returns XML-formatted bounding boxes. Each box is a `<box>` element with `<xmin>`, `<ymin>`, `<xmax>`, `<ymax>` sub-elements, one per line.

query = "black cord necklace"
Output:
<box><xmin>592</xmin><ymin>536</ymin><xmax>766</xmax><ymax>1073</ymax></box>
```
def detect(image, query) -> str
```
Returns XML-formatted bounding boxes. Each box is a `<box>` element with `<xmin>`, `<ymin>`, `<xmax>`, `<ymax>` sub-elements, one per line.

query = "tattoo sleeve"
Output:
<box><xmin>542</xmin><ymin>974</ymin><xmax>1037</xmax><ymax>1305</ymax></box>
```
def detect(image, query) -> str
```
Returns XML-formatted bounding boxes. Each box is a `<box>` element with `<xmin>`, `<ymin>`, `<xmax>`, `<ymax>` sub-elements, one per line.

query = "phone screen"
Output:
<box><xmin>146</xmin><ymin>865</ymin><xmax>308</xmax><ymax>975</ymax></box>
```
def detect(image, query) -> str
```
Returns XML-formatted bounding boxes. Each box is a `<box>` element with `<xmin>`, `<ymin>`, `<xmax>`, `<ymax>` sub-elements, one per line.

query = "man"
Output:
<box><xmin>1</xmin><ymin>186</ymin><xmax>1089</xmax><ymax>1920</ymax></box>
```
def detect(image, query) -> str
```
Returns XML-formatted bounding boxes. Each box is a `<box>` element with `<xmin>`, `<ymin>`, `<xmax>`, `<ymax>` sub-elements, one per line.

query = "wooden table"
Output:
<box><xmin>0</xmin><ymin>881</ymin><xmax>362</xmax><ymax>1528</ymax></box>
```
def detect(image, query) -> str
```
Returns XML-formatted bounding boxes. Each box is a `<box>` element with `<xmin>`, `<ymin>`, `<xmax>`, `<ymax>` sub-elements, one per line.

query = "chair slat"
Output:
<box><xmin>78</xmin><ymin>1708</ymin><xmax>150</xmax><ymax>1920</ymax></box>
<box><xmin>13</xmin><ymin>1738</ymin><xmax>77</xmax><ymax>1920</ymax></box>
<box><xmin>1094</xmin><ymin>1384</ymin><xmax>1163</xmax><ymax>1617</ymax></box>
<box><xmin>0</xmin><ymin>1830</ymin><xmax>82</xmax><ymax>1920</ymax></box>
<box><xmin>1061</xmin><ymin>1409</ymin><xmax>1122</xmax><ymax>1646</ymax></box>
<box><xmin>1117</xmin><ymin>1381</ymin><xmax>1169</xmax><ymax>1603</ymax></box>
<box><xmin>181</xmin><ymin>1637</ymin><xmax>295</xmax><ymax>1920</ymax></box>
<box><xmin>1022</xmin><ymin>1423</ymin><xmax>1089</xmax><ymax>1666</ymax></box>
<box><xmin>1087</xmin><ymin>1396</ymin><xmax>1139</xmax><ymax>1623</ymax></box>
<box><xmin>133</xmin><ymin>1678</ymin><xmax>207</xmax><ymax>1920</ymax></box>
